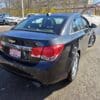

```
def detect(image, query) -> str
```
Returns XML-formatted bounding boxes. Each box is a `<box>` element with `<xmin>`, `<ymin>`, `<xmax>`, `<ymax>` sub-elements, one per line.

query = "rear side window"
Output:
<box><xmin>71</xmin><ymin>17</ymin><xmax>84</xmax><ymax>33</ymax></box>
<box><xmin>14</xmin><ymin>16</ymin><xmax>67</xmax><ymax>35</ymax></box>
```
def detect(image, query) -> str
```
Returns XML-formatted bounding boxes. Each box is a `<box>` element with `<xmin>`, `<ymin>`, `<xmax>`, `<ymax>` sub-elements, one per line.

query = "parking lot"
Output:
<box><xmin>0</xmin><ymin>25</ymin><xmax>100</xmax><ymax>100</ymax></box>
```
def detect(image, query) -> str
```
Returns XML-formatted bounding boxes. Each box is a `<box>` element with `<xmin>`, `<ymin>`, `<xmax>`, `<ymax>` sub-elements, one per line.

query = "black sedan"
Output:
<box><xmin>0</xmin><ymin>13</ymin><xmax>96</xmax><ymax>85</ymax></box>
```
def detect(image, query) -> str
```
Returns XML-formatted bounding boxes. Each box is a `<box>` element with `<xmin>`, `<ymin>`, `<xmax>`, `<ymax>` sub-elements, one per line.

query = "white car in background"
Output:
<box><xmin>5</xmin><ymin>16</ymin><xmax>22</xmax><ymax>25</ymax></box>
<box><xmin>0</xmin><ymin>13</ymin><xmax>23</xmax><ymax>25</ymax></box>
<box><xmin>18</xmin><ymin>13</ymin><xmax>41</xmax><ymax>22</ymax></box>
<box><xmin>22</xmin><ymin>13</ymin><xmax>40</xmax><ymax>20</ymax></box>
<box><xmin>83</xmin><ymin>14</ymin><xmax>100</xmax><ymax>26</ymax></box>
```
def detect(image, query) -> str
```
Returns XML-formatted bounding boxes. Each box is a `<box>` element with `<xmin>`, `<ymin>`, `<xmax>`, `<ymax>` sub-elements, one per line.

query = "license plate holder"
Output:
<box><xmin>9</xmin><ymin>48</ymin><xmax>21</xmax><ymax>58</ymax></box>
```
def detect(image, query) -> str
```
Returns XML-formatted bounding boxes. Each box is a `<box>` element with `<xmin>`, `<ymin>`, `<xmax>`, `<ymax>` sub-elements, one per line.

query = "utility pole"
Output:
<box><xmin>21</xmin><ymin>0</ymin><xmax>24</xmax><ymax>18</ymax></box>
<box><xmin>8</xmin><ymin>0</ymin><xmax>10</xmax><ymax>14</ymax></box>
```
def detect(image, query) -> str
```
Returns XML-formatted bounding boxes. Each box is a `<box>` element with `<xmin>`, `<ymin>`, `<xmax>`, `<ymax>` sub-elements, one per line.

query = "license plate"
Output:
<box><xmin>9</xmin><ymin>48</ymin><xmax>21</xmax><ymax>58</ymax></box>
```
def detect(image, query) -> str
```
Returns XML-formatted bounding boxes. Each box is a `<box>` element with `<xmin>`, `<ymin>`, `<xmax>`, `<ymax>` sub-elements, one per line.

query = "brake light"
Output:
<box><xmin>31</xmin><ymin>47</ymin><xmax>43</xmax><ymax>58</ymax></box>
<box><xmin>30</xmin><ymin>44</ymin><xmax>64</xmax><ymax>61</ymax></box>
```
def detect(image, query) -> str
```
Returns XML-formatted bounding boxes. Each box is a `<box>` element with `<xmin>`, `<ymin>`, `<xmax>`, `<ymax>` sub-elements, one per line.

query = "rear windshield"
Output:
<box><xmin>14</xmin><ymin>16</ymin><xmax>67</xmax><ymax>34</ymax></box>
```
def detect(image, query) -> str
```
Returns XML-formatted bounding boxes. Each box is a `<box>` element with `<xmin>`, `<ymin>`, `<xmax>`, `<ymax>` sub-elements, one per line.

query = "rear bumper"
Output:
<box><xmin>0</xmin><ymin>52</ymin><xmax>68</xmax><ymax>85</ymax></box>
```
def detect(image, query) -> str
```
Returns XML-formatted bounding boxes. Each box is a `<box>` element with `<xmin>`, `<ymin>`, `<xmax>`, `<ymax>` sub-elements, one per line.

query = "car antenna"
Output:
<box><xmin>46</xmin><ymin>13</ymin><xmax>51</xmax><ymax>16</ymax></box>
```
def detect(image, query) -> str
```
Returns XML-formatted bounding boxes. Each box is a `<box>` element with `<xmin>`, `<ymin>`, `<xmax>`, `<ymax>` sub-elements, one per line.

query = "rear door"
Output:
<box><xmin>81</xmin><ymin>16</ymin><xmax>92</xmax><ymax>45</ymax></box>
<box><xmin>70</xmin><ymin>16</ymin><xmax>89</xmax><ymax>52</ymax></box>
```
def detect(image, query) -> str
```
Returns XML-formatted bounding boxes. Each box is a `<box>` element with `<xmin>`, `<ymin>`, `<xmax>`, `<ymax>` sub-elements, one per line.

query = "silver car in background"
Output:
<box><xmin>0</xmin><ymin>13</ymin><xmax>22</xmax><ymax>25</ymax></box>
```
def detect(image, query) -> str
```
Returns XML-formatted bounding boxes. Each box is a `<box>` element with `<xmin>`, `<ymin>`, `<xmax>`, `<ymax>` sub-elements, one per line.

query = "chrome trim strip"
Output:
<box><xmin>1</xmin><ymin>41</ymin><xmax>32</xmax><ymax>51</ymax></box>
<box><xmin>69</xmin><ymin>28</ymin><xmax>89</xmax><ymax>35</ymax></box>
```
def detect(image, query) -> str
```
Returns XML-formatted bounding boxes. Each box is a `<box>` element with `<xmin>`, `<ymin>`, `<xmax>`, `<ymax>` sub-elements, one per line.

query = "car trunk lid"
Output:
<box><xmin>0</xmin><ymin>30</ymin><xmax>59</xmax><ymax>63</ymax></box>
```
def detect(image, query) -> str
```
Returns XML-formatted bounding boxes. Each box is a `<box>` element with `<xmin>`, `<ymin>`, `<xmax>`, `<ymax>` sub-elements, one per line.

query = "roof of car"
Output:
<box><xmin>29</xmin><ymin>13</ymin><xmax>80</xmax><ymax>18</ymax></box>
<box><xmin>50</xmin><ymin>13</ymin><xmax>79</xmax><ymax>16</ymax></box>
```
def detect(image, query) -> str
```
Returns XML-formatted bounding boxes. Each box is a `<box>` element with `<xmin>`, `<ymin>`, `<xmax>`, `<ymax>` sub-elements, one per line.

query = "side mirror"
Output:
<box><xmin>90</xmin><ymin>23</ymin><xmax>97</xmax><ymax>28</ymax></box>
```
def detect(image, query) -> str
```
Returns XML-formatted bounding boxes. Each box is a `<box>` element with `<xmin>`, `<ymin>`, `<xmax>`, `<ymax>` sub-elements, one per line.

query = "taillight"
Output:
<box><xmin>30</xmin><ymin>44</ymin><xmax>64</xmax><ymax>61</ymax></box>
<box><xmin>31</xmin><ymin>47</ymin><xmax>43</xmax><ymax>58</ymax></box>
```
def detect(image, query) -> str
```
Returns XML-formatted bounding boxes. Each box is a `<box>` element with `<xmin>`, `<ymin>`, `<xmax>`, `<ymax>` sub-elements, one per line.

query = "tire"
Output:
<box><xmin>88</xmin><ymin>34</ymin><xmax>96</xmax><ymax>47</ymax></box>
<box><xmin>67</xmin><ymin>50</ymin><xmax>80</xmax><ymax>82</ymax></box>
